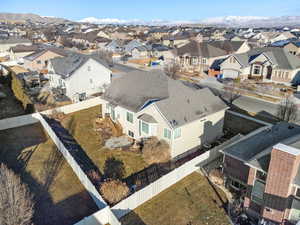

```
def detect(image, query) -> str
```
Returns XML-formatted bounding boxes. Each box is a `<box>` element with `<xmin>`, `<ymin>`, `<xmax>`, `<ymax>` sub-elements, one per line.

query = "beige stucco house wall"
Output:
<box><xmin>23</xmin><ymin>50</ymin><xmax>64</xmax><ymax>71</ymax></box>
<box><xmin>102</xmin><ymin>100</ymin><xmax>227</xmax><ymax>159</ymax></box>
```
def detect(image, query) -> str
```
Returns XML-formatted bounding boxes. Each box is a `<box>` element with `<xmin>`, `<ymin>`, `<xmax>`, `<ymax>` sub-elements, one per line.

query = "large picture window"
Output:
<box><xmin>164</xmin><ymin>128</ymin><xmax>171</xmax><ymax>139</ymax></box>
<box><xmin>126</xmin><ymin>112</ymin><xmax>133</xmax><ymax>123</ymax></box>
<box><xmin>174</xmin><ymin>128</ymin><xmax>181</xmax><ymax>139</ymax></box>
<box><xmin>141</xmin><ymin>122</ymin><xmax>149</xmax><ymax>134</ymax></box>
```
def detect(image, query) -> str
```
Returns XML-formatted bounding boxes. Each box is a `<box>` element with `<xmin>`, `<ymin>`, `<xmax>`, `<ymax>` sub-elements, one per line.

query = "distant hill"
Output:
<box><xmin>200</xmin><ymin>16</ymin><xmax>300</xmax><ymax>28</ymax></box>
<box><xmin>79</xmin><ymin>16</ymin><xmax>300</xmax><ymax>28</ymax></box>
<box><xmin>0</xmin><ymin>13</ymin><xmax>70</xmax><ymax>24</ymax></box>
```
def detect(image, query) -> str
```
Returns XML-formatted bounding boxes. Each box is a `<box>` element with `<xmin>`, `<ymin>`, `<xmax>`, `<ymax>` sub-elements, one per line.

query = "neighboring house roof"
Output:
<box><xmin>228</xmin><ymin>47</ymin><xmax>300</xmax><ymax>70</ymax></box>
<box><xmin>222</xmin><ymin>122</ymin><xmax>300</xmax><ymax>172</ymax></box>
<box><xmin>50</xmin><ymin>53</ymin><xmax>110</xmax><ymax>78</ymax></box>
<box><xmin>10</xmin><ymin>44</ymin><xmax>39</xmax><ymax>53</ymax></box>
<box><xmin>124</xmin><ymin>39</ymin><xmax>143</xmax><ymax>53</ymax></box>
<box><xmin>103</xmin><ymin>70</ymin><xmax>227</xmax><ymax>128</ymax></box>
<box><xmin>24</xmin><ymin>47</ymin><xmax>68</xmax><ymax>61</ymax></box>
<box><xmin>209</xmin><ymin>40</ymin><xmax>246</xmax><ymax>54</ymax></box>
<box><xmin>176</xmin><ymin>40</ymin><xmax>227</xmax><ymax>58</ymax></box>
<box><xmin>151</xmin><ymin>44</ymin><xmax>172</xmax><ymax>52</ymax></box>
<box><xmin>210</xmin><ymin>58</ymin><xmax>226</xmax><ymax>70</ymax></box>
<box><xmin>103</xmin><ymin>70</ymin><xmax>169</xmax><ymax>112</ymax></box>
<box><xmin>0</xmin><ymin>38</ymin><xmax>31</xmax><ymax>44</ymax></box>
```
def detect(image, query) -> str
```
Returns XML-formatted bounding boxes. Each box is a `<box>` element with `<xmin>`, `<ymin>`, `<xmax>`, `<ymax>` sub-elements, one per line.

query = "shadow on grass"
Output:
<box><xmin>120</xmin><ymin>210</ymin><xmax>147</xmax><ymax>225</ymax></box>
<box><xmin>0</xmin><ymin>124</ymin><xmax>97</xmax><ymax>225</ymax></box>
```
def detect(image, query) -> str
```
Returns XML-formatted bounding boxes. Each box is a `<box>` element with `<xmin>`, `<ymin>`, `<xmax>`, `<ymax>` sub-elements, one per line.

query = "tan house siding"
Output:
<box><xmin>24</xmin><ymin>50</ymin><xmax>64</xmax><ymax>71</ymax></box>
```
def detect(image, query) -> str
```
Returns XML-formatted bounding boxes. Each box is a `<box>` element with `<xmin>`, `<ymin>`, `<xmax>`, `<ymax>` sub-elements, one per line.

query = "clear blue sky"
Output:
<box><xmin>2</xmin><ymin>0</ymin><xmax>300</xmax><ymax>21</ymax></box>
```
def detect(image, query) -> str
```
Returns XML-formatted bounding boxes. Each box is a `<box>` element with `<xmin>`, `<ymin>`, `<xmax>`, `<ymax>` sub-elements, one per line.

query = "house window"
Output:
<box><xmin>256</xmin><ymin>170</ymin><xmax>267</xmax><ymax>182</ymax></box>
<box><xmin>126</xmin><ymin>112</ymin><xmax>133</xmax><ymax>123</ymax></box>
<box><xmin>251</xmin><ymin>180</ymin><xmax>265</xmax><ymax>205</ymax></box>
<box><xmin>174</xmin><ymin>128</ymin><xmax>181</xmax><ymax>139</ymax></box>
<box><xmin>230</xmin><ymin>179</ymin><xmax>245</xmax><ymax>190</ymax></box>
<box><xmin>79</xmin><ymin>93</ymin><xmax>86</xmax><ymax>101</ymax></box>
<box><xmin>253</xmin><ymin>65</ymin><xmax>261</xmax><ymax>75</ymax></box>
<box><xmin>202</xmin><ymin>58</ymin><xmax>207</xmax><ymax>64</ymax></box>
<box><xmin>90</xmin><ymin>78</ymin><xmax>93</xmax><ymax>84</ymax></box>
<box><xmin>141</xmin><ymin>122</ymin><xmax>149</xmax><ymax>134</ymax></box>
<box><xmin>285</xmin><ymin>72</ymin><xmax>289</xmax><ymax>79</ymax></box>
<box><xmin>128</xmin><ymin>130</ymin><xmax>134</xmax><ymax>138</ymax></box>
<box><xmin>295</xmin><ymin>187</ymin><xmax>300</xmax><ymax>198</ymax></box>
<box><xmin>88</xmin><ymin>66</ymin><xmax>91</xmax><ymax>71</ymax></box>
<box><xmin>164</xmin><ymin>128</ymin><xmax>171</xmax><ymax>139</ymax></box>
<box><xmin>111</xmin><ymin>107</ymin><xmax>116</xmax><ymax>120</ymax></box>
<box><xmin>192</xmin><ymin>57</ymin><xmax>198</xmax><ymax>65</ymax></box>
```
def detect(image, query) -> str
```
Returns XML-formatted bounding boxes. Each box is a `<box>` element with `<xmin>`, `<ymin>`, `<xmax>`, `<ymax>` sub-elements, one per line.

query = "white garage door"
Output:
<box><xmin>222</xmin><ymin>69</ymin><xmax>239</xmax><ymax>79</ymax></box>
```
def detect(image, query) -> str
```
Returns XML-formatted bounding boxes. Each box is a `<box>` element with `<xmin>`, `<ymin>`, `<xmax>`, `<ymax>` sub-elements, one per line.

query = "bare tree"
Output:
<box><xmin>60</xmin><ymin>37</ymin><xmax>74</xmax><ymax>48</ymax></box>
<box><xmin>164</xmin><ymin>62</ymin><xmax>181</xmax><ymax>79</ymax></box>
<box><xmin>277</xmin><ymin>97</ymin><xmax>298</xmax><ymax>122</ymax></box>
<box><xmin>223</xmin><ymin>81</ymin><xmax>241</xmax><ymax>105</ymax></box>
<box><xmin>0</xmin><ymin>164</ymin><xmax>34</xmax><ymax>225</ymax></box>
<box><xmin>96</xmin><ymin>50</ymin><xmax>113</xmax><ymax>66</ymax></box>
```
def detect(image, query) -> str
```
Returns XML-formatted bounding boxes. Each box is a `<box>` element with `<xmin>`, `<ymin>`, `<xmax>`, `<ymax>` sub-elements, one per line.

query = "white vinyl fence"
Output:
<box><xmin>111</xmin><ymin>147</ymin><xmax>220</xmax><ymax>218</ymax></box>
<box><xmin>36</xmin><ymin>113</ymin><xmax>108</xmax><ymax>209</ymax></box>
<box><xmin>0</xmin><ymin>97</ymin><xmax>104</xmax><ymax>131</ymax></box>
<box><xmin>74</xmin><ymin>206</ymin><xmax>121</xmax><ymax>225</ymax></box>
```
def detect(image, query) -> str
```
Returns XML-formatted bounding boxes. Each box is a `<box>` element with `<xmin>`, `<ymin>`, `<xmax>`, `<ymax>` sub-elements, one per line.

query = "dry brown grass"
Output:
<box><xmin>100</xmin><ymin>179</ymin><xmax>129</xmax><ymax>204</ymax></box>
<box><xmin>142</xmin><ymin>137</ymin><xmax>170</xmax><ymax>165</ymax></box>
<box><xmin>121</xmin><ymin>172</ymin><xmax>230</xmax><ymax>225</ymax></box>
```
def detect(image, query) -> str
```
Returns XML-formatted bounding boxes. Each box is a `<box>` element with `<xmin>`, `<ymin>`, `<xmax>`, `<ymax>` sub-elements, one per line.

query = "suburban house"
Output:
<box><xmin>23</xmin><ymin>47</ymin><xmax>68</xmax><ymax>72</ymax></box>
<box><xmin>220</xmin><ymin>123</ymin><xmax>300</xmax><ymax>225</ymax></box>
<box><xmin>0</xmin><ymin>38</ymin><xmax>32</xmax><ymax>55</ymax></box>
<box><xmin>220</xmin><ymin>47</ymin><xmax>300</xmax><ymax>83</ymax></box>
<box><xmin>131</xmin><ymin>45</ymin><xmax>151</xmax><ymax>59</ymax></box>
<box><xmin>271</xmin><ymin>32</ymin><xmax>297</xmax><ymax>44</ymax></box>
<box><xmin>104</xmin><ymin>39</ymin><xmax>126</xmax><ymax>53</ymax></box>
<box><xmin>101</xmin><ymin>70</ymin><xmax>228</xmax><ymax>159</ymax></box>
<box><xmin>284</xmin><ymin>41</ymin><xmax>300</xmax><ymax>56</ymax></box>
<box><xmin>253</xmin><ymin>32</ymin><xmax>280</xmax><ymax>45</ymax></box>
<box><xmin>47</xmin><ymin>53</ymin><xmax>112</xmax><ymax>102</ymax></box>
<box><xmin>9</xmin><ymin>44</ymin><xmax>39</xmax><ymax>61</ymax></box>
<box><xmin>162</xmin><ymin>32</ymin><xmax>193</xmax><ymax>48</ymax></box>
<box><xmin>151</xmin><ymin>44</ymin><xmax>175</xmax><ymax>63</ymax></box>
<box><xmin>175</xmin><ymin>40</ymin><xmax>250</xmax><ymax>74</ymax></box>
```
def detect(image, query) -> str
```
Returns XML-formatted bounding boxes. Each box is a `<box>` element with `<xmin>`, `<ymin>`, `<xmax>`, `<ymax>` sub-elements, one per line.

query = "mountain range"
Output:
<box><xmin>0</xmin><ymin>13</ymin><xmax>69</xmax><ymax>24</ymax></box>
<box><xmin>79</xmin><ymin>16</ymin><xmax>300</xmax><ymax>27</ymax></box>
<box><xmin>1</xmin><ymin>13</ymin><xmax>300</xmax><ymax>27</ymax></box>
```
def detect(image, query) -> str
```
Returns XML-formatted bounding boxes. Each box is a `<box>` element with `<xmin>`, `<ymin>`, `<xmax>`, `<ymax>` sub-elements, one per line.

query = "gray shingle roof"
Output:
<box><xmin>222</xmin><ymin>122</ymin><xmax>300</xmax><ymax>172</ymax></box>
<box><xmin>155</xmin><ymin>80</ymin><xmax>227</xmax><ymax>127</ymax></box>
<box><xmin>50</xmin><ymin>53</ymin><xmax>110</xmax><ymax>78</ymax></box>
<box><xmin>0</xmin><ymin>38</ymin><xmax>31</xmax><ymax>44</ymax></box>
<box><xmin>176</xmin><ymin>40</ymin><xmax>246</xmax><ymax>58</ymax></box>
<box><xmin>24</xmin><ymin>47</ymin><xmax>68</xmax><ymax>61</ymax></box>
<box><xmin>103</xmin><ymin>70</ymin><xmax>227</xmax><ymax>127</ymax></box>
<box><xmin>232</xmin><ymin>47</ymin><xmax>300</xmax><ymax>70</ymax></box>
<box><xmin>103</xmin><ymin>70</ymin><xmax>169</xmax><ymax>112</ymax></box>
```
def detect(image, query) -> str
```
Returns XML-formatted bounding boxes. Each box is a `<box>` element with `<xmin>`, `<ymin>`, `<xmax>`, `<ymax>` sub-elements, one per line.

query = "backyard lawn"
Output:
<box><xmin>0</xmin><ymin>80</ymin><xmax>25</xmax><ymax>119</ymax></box>
<box><xmin>61</xmin><ymin>106</ymin><xmax>148</xmax><ymax>178</ymax></box>
<box><xmin>0</xmin><ymin>123</ymin><xmax>98</xmax><ymax>225</ymax></box>
<box><xmin>121</xmin><ymin>172</ymin><xmax>230</xmax><ymax>225</ymax></box>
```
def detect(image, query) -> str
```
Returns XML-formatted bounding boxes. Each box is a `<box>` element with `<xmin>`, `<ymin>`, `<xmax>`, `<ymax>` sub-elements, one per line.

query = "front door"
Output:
<box><xmin>266</xmin><ymin>66</ymin><xmax>272</xmax><ymax>79</ymax></box>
